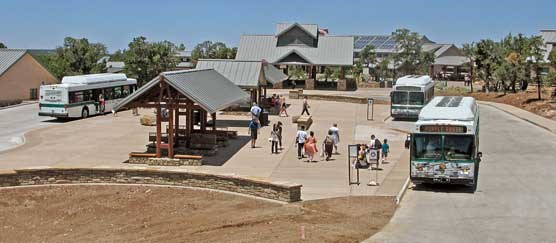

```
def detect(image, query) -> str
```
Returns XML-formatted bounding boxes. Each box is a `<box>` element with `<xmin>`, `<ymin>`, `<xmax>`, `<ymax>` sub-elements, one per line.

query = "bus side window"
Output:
<box><xmin>83</xmin><ymin>90</ymin><xmax>92</xmax><ymax>101</ymax></box>
<box><xmin>123</xmin><ymin>86</ymin><xmax>130</xmax><ymax>97</ymax></box>
<box><xmin>113</xmin><ymin>86</ymin><xmax>122</xmax><ymax>99</ymax></box>
<box><xmin>103</xmin><ymin>88</ymin><xmax>113</xmax><ymax>100</ymax></box>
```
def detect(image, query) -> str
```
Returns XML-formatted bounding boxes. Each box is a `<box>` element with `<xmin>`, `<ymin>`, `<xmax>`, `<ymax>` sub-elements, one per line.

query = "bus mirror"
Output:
<box><xmin>477</xmin><ymin>152</ymin><xmax>482</xmax><ymax>158</ymax></box>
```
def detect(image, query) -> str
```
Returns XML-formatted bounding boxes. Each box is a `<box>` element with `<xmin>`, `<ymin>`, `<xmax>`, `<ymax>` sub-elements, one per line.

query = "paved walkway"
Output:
<box><xmin>0</xmin><ymin>98</ymin><xmax>408</xmax><ymax>201</ymax></box>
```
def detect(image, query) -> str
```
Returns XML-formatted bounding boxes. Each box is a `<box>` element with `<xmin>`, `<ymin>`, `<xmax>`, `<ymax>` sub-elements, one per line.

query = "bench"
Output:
<box><xmin>297</xmin><ymin>115</ymin><xmax>313</xmax><ymax>129</ymax></box>
<box><xmin>174</xmin><ymin>154</ymin><xmax>203</xmax><ymax>160</ymax></box>
<box><xmin>129</xmin><ymin>152</ymin><xmax>156</xmax><ymax>158</ymax></box>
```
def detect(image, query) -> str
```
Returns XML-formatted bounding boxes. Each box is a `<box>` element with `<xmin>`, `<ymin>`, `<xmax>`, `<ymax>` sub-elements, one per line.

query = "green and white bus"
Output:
<box><xmin>410</xmin><ymin>96</ymin><xmax>482</xmax><ymax>191</ymax></box>
<box><xmin>391</xmin><ymin>75</ymin><xmax>435</xmax><ymax>119</ymax></box>
<box><xmin>39</xmin><ymin>73</ymin><xmax>137</xmax><ymax>118</ymax></box>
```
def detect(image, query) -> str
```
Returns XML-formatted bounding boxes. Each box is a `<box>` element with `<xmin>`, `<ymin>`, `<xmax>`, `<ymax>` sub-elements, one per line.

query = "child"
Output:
<box><xmin>382</xmin><ymin>139</ymin><xmax>390</xmax><ymax>164</ymax></box>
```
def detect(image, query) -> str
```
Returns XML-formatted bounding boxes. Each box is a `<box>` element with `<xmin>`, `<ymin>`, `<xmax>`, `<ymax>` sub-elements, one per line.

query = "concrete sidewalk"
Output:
<box><xmin>479</xmin><ymin>101</ymin><xmax>556</xmax><ymax>134</ymax></box>
<box><xmin>0</xmin><ymin>98</ymin><xmax>410</xmax><ymax>201</ymax></box>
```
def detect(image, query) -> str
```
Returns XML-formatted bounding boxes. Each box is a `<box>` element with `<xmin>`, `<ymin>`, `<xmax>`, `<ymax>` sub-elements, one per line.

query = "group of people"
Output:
<box><xmin>295</xmin><ymin>124</ymin><xmax>340</xmax><ymax>162</ymax></box>
<box><xmin>270</xmin><ymin>94</ymin><xmax>289</xmax><ymax>117</ymax></box>
<box><xmin>355</xmin><ymin>134</ymin><xmax>390</xmax><ymax>169</ymax></box>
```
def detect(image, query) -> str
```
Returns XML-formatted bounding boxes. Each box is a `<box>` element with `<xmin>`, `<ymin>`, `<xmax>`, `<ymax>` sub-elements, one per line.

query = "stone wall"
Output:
<box><xmin>128</xmin><ymin>156</ymin><xmax>203</xmax><ymax>166</ymax></box>
<box><xmin>290</xmin><ymin>92</ymin><xmax>390</xmax><ymax>105</ymax></box>
<box><xmin>0</xmin><ymin>168</ymin><xmax>302</xmax><ymax>202</ymax></box>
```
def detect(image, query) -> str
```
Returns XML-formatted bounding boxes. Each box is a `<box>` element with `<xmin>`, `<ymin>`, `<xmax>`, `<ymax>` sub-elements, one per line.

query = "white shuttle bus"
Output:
<box><xmin>410</xmin><ymin>96</ymin><xmax>482</xmax><ymax>191</ymax></box>
<box><xmin>390</xmin><ymin>75</ymin><xmax>435</xmax><ymax>119</ymax></box>
<box><xmin>39</xmin><ymin>73</ymin><xmax>137</xmax><ymax>118</ymax></box>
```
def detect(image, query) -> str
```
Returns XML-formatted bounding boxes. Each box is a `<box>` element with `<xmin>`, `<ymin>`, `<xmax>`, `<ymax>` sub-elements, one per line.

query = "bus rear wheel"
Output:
<box><xmin>81</xmin><ymin>107</ymin><xmax>89</xmax><ymax>119</ymax></box>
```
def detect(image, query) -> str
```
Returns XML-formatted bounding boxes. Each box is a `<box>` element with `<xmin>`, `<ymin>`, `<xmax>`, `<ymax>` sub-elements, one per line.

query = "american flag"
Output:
<box><xmin>318</xmin><ymin>28</ymin><xmax>329</xmax><ymax>36</ymax></box>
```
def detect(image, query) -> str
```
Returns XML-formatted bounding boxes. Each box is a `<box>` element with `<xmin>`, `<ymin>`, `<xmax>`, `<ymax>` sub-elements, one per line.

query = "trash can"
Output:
<box><xmin>259</xmin><ymin>111</ymin><xmax>269</xmax><ymax>126</ymax></box>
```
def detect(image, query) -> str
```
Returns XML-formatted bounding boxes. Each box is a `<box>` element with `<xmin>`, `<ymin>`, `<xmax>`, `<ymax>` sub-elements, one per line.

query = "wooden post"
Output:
<box><xmin>175</xmin><ymin>106</ymin><xmax>180</xmax><ymax>141</ymax></box>
<box><xmin>186</xmin><ymin>102</ymin><xmax>193</xmax><ymax>137</ymax></box>
<box><xmin>155</xmin><ymin>77</ymin><xmax>163</xmax><ymax>158</ymax></box>
<box><xmin>257</xmin><ymin>86</ymin><xmax>262</xmax><ymax>104</ymax></box>
<box><xmin>200</xmin><ymin>110</ymin><xmax>207</xmax><ymax>131</ymax></box>
<box><xmin>168</xmin><ymin>104</ymin><xmax>174</xmax><ymax>158</ymax></box>
<box><xmin>211</xmin><ymin>113</ymin><xmax>216</xmax><ymax>131</ymax></box>
<box><xmin>156</xmin><ymin>103</ymin><xmax>162</xmax><ymax>158</ymax></box>
<box><xmin>263</xmin><ymin>86</ymin><xmax>267</xmax><ymax>98</ymax></box>
<box><xmin>167</xmin><ymin>83</ymin><xmax>175</xmax><ymax>158</ymax></box>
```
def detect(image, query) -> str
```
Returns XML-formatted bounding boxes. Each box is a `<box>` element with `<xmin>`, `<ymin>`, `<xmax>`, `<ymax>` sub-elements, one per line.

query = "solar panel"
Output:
<box><xmin>436</xmin><ymin>96</ymin><xmax>463</xmax><ymax>107</ymax></box>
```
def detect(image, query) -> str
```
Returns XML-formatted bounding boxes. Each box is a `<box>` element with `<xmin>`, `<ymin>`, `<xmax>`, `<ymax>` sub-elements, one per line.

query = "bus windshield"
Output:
<box><xmin>444</xmin><ymin>135</ymin><xmax>474</xmax><ymax>161</ymax></box>
<box><xmin>392</xmin><ymin>91</ymin><xmax>408</xmax><ymax>105</ymax></box>
<box><xmin>409</xmin><ymin>92</ymin><xmax>424</xmax><ymax>105</ymax></box>
<box><xmin>413</xmin><ymin>134</ymin><xmax>443</xmax><ymax>160</ymax></box>
<box><xmin>412</xmin><ymin>134</ymin><xmax>475</xmax><ymax>161</ymax></box>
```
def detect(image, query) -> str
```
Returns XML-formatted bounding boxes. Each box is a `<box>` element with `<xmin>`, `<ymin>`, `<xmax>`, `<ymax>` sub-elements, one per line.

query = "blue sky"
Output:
<box><xmin>1</xmin><ymin>0</ymin><xmax>554</xmax><ymax>52</ymax></box>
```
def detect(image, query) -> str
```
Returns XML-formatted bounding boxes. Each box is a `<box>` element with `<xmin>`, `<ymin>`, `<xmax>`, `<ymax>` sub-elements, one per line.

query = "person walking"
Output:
<box><xmin>250</xmin><ymin>102</ymin><xmax>262</xmax><ymax>121</ymax></box>
<box><xmin>279</xmin><ymin>95</ymin><xmax>289</xmax><ymax>117</ymax></box>
<box><xmin>295</xmin><ymin>126</ymin><xmax>308</xmax><ymax>159</ymax></box>
<box><xmin>382</xmin><ymin>138</ymin><xmax>390</xmax><ymax>164</ymax></box>
<box><xmin>328</xmin><ymin>123</ymin><xmax>340</xmax><ymax>154</ymax></box>
<box><xmin>304</xmin><ymin>131</ymin><xmax>318</xmax><ymax>162</ymax></box>
<box><xmin>367</xmin><ymin>134</ymin><xmax>382</xmax><ymax>166</ymax></box>
<box><xmin>301</xmin><ymin>96</ymin><xmax>310</xmax><ymax>116</ymax></box>
<box><xmin>248</xmin><ymin>119</ymin><xmax>259</xmax><ymax>148</ymax></box>
<box><xmin>276</xmin><ymin>121</ymin><xmax>283</xmax><ymax>149</ymax></box>
<box><xmin>323</xmin><ymin>130</ymin><xmax>335</xmax><ymax>161</ymax></box>
<box><xmin>270</xmin><ymin>123</ymin><xmax>279</xmax><ymax>154</ymax></box>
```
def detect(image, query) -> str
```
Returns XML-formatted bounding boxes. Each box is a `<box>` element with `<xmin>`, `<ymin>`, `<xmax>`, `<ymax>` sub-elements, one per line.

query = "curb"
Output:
<box><xmin>395</xmin><ymin>177</ymin><xmax>410</xmax><ymax>205</ymax></box>
<box><xmin>0</xmin><ymin>101</ymin><xmax>37</xmax><ymax>111</ymax></box>
<box><xmin>479</xmin><ymin>102</ymin><xmax>556</xmax><ymax>135</ymax></box>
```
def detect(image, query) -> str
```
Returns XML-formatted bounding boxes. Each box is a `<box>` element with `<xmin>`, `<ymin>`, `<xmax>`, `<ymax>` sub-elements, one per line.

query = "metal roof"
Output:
<box><xmin>0</xmin><ymin>49</ymin><xmax>27</xmax><ymax>76</ymax></box>
<box><xmin>236</xmin><ymin>35</ymin><xmax>354</xmax><ymax>66</ymax></box>
<box><xmin>196</xmin><ymin>59</ymin><xmax>287</xmax><ymax>88</ymax></box>
<box><xmin>395</xmin><ymin>75</ymin><xmax>433</xmax><ymax>86</ymax></box>
<box><xmin>541</xmin><ymin>30</ymin><xmax>556</xmax><ymax>44</ymax></box>
<box><xmin>114</xmin><ymin>69</ymin><xmax>249</xmax><ymax>114</ymax></box>
<box><xmin>434</xmin><ymin>56</ymin><xmax>469</xmax><ymax>66</ymax></box>
<box><xmin>419</xmin><ymin>96</ymin><xmax>477</xmax><ymax>122</ymax></box>
<box><xmin>177</xmin><ymin>62</ymin><xmax>194</xmax><ymax>68</ymax></box>
<box><xmin>353</xmin><ymin>35</ymin><xmax>435</xmax><ymax>52</ymax></box>
<box><xmin>276</xmin><ymin>23</ymin><xmax>318</xmax><ymax>39</ymax></box>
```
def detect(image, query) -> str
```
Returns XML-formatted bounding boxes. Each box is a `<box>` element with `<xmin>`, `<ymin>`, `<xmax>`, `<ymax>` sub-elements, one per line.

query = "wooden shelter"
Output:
<box><xmin>114</xmin><ymin>69</ymin><xmax>249</xmax><ymax>158</ymax></box>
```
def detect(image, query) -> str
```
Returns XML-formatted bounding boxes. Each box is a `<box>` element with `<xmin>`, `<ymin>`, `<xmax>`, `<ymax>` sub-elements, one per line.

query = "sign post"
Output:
<box><xmin>367</xmin><ymin>98</ymin><xmax>374</xmax><ymax>120</ymax></box>
<box><xmin>368</xmin><ymin>148</ymin><xmax>380</xmax><ymax>186</ymax></box>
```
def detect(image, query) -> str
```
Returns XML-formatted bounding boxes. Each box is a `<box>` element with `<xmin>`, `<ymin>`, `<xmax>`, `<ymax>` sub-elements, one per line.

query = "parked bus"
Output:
<box><xmin>390</xmin><ymin>75</ymin><xmax>435</xmax><ymax>119</ymax></box>
<box><xmin>410</xmin><ymin>96</ymin><xmax>482</xmax><ymax>191</ymax></box>
<box><xmin>39</xmin><ymin>73</ymin><xmax>137</xmax><ymax>118</ymax></box>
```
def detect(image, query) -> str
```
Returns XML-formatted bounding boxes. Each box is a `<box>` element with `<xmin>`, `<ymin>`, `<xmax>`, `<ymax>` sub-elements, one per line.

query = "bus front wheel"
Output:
<box><xmin>81</xmin><ymin>107</ymin><xmax>89</xmax><ymax>119</ymax></box>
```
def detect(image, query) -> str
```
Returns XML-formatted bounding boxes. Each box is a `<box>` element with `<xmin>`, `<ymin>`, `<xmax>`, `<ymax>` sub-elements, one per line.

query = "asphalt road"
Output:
<box><xmin>367</xmin><ymin>104</ymin><xmax>556</xmax><ymax>242</ymax></box>
<box><xmin>0</xmin><ymin>104</ymin><xmax>62</xmax><ymax>152</ymax></box>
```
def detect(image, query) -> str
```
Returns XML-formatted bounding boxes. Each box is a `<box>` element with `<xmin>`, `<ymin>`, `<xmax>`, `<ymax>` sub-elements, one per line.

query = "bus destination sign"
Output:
<box><xmin>420</xmin><ymin>125</ymin><xmax>467</xmax><ymax>133</ymax></box>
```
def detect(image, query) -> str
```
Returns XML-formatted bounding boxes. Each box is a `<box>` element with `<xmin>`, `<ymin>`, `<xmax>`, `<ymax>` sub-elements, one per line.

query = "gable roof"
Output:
<box><xmin>236</xmin><ymin>35</ymin><xmax>354</xmax><ymax>66</ymax></box>
<box><xmin>276</xmin><ymin>23</ymin><xmax>318</xmax><ymax>39</ymax></box>
<box><xmin>0</xmin><ymin>49</ymin><xmax>27</xmax><ymax>76</ymax></box>
<box><xmin>196</xmin><ymin>59</ymin><xmax>287</xmax><ymax>88</ymax></box>
<box><xmin>114</xmin><ymin>69</ymin><xmax>249</xmax><ymax>114</ymax></box>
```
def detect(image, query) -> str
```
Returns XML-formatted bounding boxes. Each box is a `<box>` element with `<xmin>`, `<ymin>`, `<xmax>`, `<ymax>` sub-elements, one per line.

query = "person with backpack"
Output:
<box><xmin>328</xmin><ymin>123</ymin><xmax>340</xmax><ymax>154</ymax></box>
<box><xmin>248</xmin><ymin>119</ymin><xmax>259</xmax><ymax>148</ymax></box>
<box><xmin>323</xmin><ymin>130</ymin><xmax>335</xmax><ymax>161</ymax></box>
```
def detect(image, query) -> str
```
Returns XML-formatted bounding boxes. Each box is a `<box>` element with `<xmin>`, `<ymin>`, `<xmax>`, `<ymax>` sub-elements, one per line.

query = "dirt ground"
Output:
<box><xmin>437</xmin><ymin>87</ymin><xmax>556</xmax><ymax>120</ymax></box>
<box><xmin>0</xmin><ymin>185</ymin><xmax>396</xmax><ymax>243</ymax></box>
